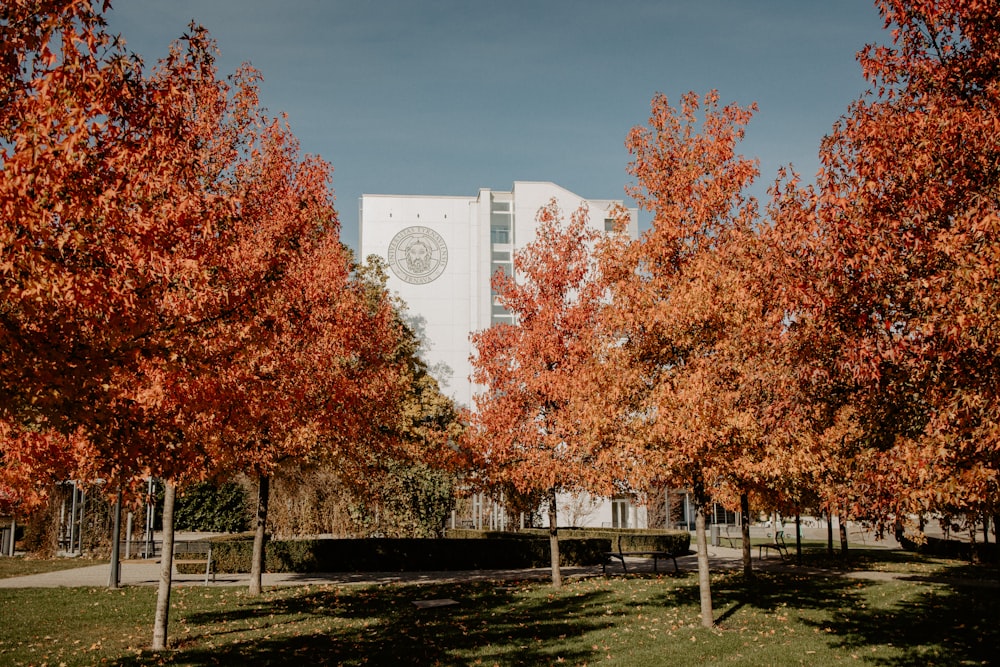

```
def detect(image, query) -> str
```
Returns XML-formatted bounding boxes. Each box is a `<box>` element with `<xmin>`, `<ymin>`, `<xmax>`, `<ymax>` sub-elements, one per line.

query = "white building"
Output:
<box><xmin>359</xmin><ymin>182</ymin><xmax>642</xmax><ymax>528</ymax></box>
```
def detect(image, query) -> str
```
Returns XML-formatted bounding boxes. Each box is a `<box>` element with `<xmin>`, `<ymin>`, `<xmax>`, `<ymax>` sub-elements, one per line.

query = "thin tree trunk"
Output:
<box><xmin>108</xmin><ymin>488</ymin><xmax>123</xmax><ymax>589</ymax></box>
<box><xmin>249</xmin><ymin>474</ymin><xmax>270</xmax><ymax>596</ymax></box>
<box><xmin>740</xmin><ymin>493</ymin><xmax>752</xmax><ymax>578</ymax></box>
<box><xmin>78</xmin><ymin>487</ymin><xmax>86</xmax><ymax>554</ymax></box>
<box><xmin>969</xmin><ymin>517</ymin><xmax>979</xmax><ymax>563</ymax></box>
<box><xmin>547</xmin><ymin>490</ymin><xmax>562</xmax><ymax>589</ymax></box>
<box><xmin>695</xmin><ymin>502</ymin><xmax>713</xmax><ymax>628</ymax></box>
<box><xmin>152</xmin><ymin>482</ymin><xmax>176</xmax><ymax>651</ymax></box>
<box><xmin>826</xmin><ymin>508</ymin><xmax>834</xmax><ymax>555</ymax></box>
<box><xmin>794</xmin><ymin>509</ymin><xmax>802</xmax><ymax>564</ymax></box>
<box><xmin>838</xmin><ymin>507</ymin><xmax>849</xmax><ymax>558</ymax></box>
<box><xmin>7</xmin><ymin>516</ymin><xmax>15</xmax><ymax>556</ymax></box>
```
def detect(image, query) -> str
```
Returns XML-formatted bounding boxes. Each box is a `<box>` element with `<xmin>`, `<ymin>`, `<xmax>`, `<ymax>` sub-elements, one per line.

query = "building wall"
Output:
<box><xmin>359</xmin><ymin>194</ymin><xmax>479</xmax><ymax>405</ymax></box>
<box><xmin>360</xmin><ymin>181</ymin><xmax>637</xmax><ymax>412</ymax></box>
<box><xmin>359</xmin><ymin>182</ymin><xmax>639</xmax><ymax>528</ymax></box>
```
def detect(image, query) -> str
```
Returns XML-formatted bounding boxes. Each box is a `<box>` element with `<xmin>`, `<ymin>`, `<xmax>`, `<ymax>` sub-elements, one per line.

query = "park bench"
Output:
<box><xmin>603</xmin><ymin>535</ymin><xmax>679</xmax><ymax>574</ymax></box>
<box><xmin>173</xmin><ymin>540</ymin><xmax>215</xmax><ymax>584</ymax></box>
<box><xmin>758</xmin><ymin>531</ymin><xmax>789</xmax><ymax>560</ymax></box>
<box><xmin>720</xmin><ymin>525</ymin><xmax>744</xmax><ymax>548</ymax></box>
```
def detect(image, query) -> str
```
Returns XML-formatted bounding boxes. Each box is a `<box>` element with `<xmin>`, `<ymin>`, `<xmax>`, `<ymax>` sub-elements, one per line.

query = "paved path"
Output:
<box><xmin>0</xmin><ymin>546</ymin><xmax>762</xmax><ymax>589</ymax></box>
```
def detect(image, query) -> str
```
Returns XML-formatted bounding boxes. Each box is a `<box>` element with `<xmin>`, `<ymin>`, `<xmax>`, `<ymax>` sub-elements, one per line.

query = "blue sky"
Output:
<box><xmin>104</xmin><ymin>1</ymin><xmax>887</xmax><ymax>251</ymax></box>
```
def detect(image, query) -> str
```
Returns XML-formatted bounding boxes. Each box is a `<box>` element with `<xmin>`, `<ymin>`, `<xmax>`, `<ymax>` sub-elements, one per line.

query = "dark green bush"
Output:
<box><xmin>196</xmin><ymin>535</ymin><xmax>612</xmax><ymax>574</ymax></box>
<box><xmin>898</xmin><ymin>533</ymin><xmax>997</xmax><ymax>561</ymax></box>
<box><xmin>446</xmin><ymin>528</ymin><xmax>691</xmax><ymax>555</ymax></box>
<box><xmin>575</xmin><ymin>530</ymin><xmax>691</xmax><ymax>554</ymax></box>
<box><xmin>171</xmin><ymin>481</ymin><xmax>252</xmax><ymax>533</ymax></box>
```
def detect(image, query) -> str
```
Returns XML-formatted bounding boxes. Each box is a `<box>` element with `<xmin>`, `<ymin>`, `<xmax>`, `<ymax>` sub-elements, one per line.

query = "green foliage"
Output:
<box><xmin>347</xmin><ymin>460</ymin><xmax>455</xmax><ymax>538</ymax></box>
<box><xmin>173</xmin><ymin>481</ymin><xmax>251</xmax><ymax>533</ymax></box>
<box><xmin>200</xmin><ymin>535</ymin><xmax>611</xmax><ymax>573</ymax></box>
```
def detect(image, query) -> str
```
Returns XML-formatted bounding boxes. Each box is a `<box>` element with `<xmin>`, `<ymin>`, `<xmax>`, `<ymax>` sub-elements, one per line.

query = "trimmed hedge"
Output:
<box><xmin>559</xmin><ymin>529</ymin><xmax>691</xmax><ymax>555</ymax></box>
<box><xmin>446</xmin><ymin>528</ymin><xmax>691</xmax><ymax>555</ymax></box>
<box><xmin>181</xmin><ymin>535</ymin><xmax>612</xmax><ymax>574</ymax></box>
<box><xmin>898</xmin><ymin>533</ymin><xmax>998</xmax><ymax>561</ymax></box>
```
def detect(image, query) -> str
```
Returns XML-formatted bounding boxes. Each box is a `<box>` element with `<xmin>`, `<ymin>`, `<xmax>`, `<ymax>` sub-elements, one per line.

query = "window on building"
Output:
<box><xmin>711</xmin><ymin>503</ymin><xmax>737</xmax><ymax>525</ymax></box>
<box><xmin>611</xmin><ymin>497</ymin><xmax>630</xmax><ymax>528</ymax></box>
<box><xmin>491</xmin><ymin>201</ymin><xmax>512</xmax><ymax>246</ymax></box>
<box><xmin>491</xmin><ymin>262</ymin><xmax>511</xmax><ymax>278</ymax></box>
<box><xmin>604</xmin><ymin>218</ymin><xmax>616</xmax><ymax>232</ymax></box>
<box><xmin>490</xmin><ymin>224</ymin><xmax>510</xmax><ymax>245</ymax></box>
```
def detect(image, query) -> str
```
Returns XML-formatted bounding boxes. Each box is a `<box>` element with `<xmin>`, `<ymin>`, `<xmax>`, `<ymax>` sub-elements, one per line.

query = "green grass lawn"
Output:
<box><xmin>0</xmin><ymin>556</ymin><xmax>105</xmax><ymax>579</ymax></box>
<box><xmin>0</xmin><ymin>550</ymin><xmax>997</xmax><ymax>666</ymax></box>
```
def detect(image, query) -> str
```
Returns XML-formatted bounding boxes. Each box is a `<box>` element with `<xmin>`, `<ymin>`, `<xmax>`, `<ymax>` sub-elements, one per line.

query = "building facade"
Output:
<box><xmin>359</xmin><ymin>182</ymin><xmax>640</xmax><ymax>528</ymax></box>
<box><xmin>359</xmin><ymin>181</ymin><xmax>637</xmax><ymax>409</ymax></box>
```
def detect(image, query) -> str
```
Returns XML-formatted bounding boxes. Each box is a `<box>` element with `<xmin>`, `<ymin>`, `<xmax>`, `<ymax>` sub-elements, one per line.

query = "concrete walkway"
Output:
<box><xmin>0</xmin><ymin>546</ymin><xmax>762</xmax><ymax>589</ymax></box>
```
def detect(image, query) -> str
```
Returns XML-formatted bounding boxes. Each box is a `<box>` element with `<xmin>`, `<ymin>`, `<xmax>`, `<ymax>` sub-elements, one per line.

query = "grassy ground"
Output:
<box><xmin>0</xmin><ymin>556</ymin><xmax>105</xmax><ymax>579</ymax></box>
<box><xmin>0</xmin><ymin>549</ymin><xmax>997</xmax><ymax>666</ymax></box>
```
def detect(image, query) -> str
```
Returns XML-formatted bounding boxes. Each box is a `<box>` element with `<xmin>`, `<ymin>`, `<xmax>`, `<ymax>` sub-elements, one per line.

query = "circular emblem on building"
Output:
<box><xmin>387</xmin><ymin>226</ymin><xmax>448</xmax><ymax>285</ymax></box>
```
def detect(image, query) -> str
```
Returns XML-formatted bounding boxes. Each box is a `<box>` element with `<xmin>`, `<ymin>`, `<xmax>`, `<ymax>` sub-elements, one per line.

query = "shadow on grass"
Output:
<box><xmin>713</xmin><ymin>551</ymin><xmax>1000</xmax><ymax>666</ymax></box>
<box><xmin>100</xmin><ymin>550</ymin><xmax>1000</xmax><ymax>666</ymax></box>
<box><xmin>110</xmin><ymin>580</ymin><xmax>619</xmax><ymax>666</ymax></box>
<box><xmin>805</xmin><ymin>576</ymin><xmax>1000</xmax><ymax>665</ymax></box>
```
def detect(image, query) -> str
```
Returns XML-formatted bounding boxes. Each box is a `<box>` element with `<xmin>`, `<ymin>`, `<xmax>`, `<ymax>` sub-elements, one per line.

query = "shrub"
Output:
<box><xmin>173</xmin><ymin>481</ymin><xmax>251</xmax><ymax>533</ymax></box>
<box><xmin>566</xmin><ymin>529</ymin><xmax>691</xmax><ymax>554</ymax></box>
<box><xmin>446</xmin><ymin>528</ymin><xmax>691</xmax><ymax>555</ymax></box>
<box><xmin>190</xmin><ymin>535</ymin><xmax>612</xmax><ymax>574</ymax></box>
<box><xmin>898</xmin><ymin>533</ymin><xmax>998</xmax><ymax>562</ymax></box>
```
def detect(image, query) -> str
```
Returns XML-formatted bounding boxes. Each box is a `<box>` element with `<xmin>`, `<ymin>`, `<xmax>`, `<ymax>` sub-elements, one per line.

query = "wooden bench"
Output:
<box><xmin>173</xmin><ymin>541</ymin><xmax>215</xmax><ymax>584</ymax></box>
<box><xmin>603</xmin><ymin>535</ymin><xmax>679</xmax><ymax>574</ymax></box>
<box><xmin>758</xmin><ymin>532</ymin><xmax>788</xmax><ymax>560</ymax></box>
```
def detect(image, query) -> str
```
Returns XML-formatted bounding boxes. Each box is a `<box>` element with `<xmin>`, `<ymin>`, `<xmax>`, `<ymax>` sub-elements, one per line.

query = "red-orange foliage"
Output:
<box><xmin>600</xmin><ymin>91</ymin><xmax>762</xmax><ymax>496</ymax></box>
<box><xmin>770</xmin><ymin>0</ymin><xmax>1000</xmax><ymax>526</ymax></box>
<box><xmin>0</xmin><ymin>3</ymin><xmax>408</xmax><ymax>519</ymax></box>
<box><xmin>465</xmin><ymin>200</ymin><xmax>609</xmax><ymax>496</ymax></box>
<box><xmin>600</xmin><ymin>90</ymin><xmax>816</xmax><ymax>623</ymax></box>
<box><xmin>0</xmin><ymin>2</ymin><xmax>243</xmax><ymax>508</ymax></box>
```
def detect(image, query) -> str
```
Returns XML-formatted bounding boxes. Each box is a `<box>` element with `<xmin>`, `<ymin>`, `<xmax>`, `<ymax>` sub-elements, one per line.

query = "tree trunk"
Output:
<box><xmin>108</xmin><ymin>488</ymin><xmax>123</xmax><ymax>589</ymax></box>
<box><xmin>547</xmin><ymin>490</ymin><xmax>562</xmax><ymax>589</ymax></box>
<box><xmin>838</xmin><ymin>508</ymin><xmax>849</xmax><ymax>558</ymax></box>
<box><xmin>152</xmin><ymin>482</ymin><xmax>176</xmax><ymax>651</ymax></box>
<box><xmin>249</xmin><ymin>474</ymin><xmax>270</xmax><ymax>596</ymax></box>
<box><xmin>826</xmin><ymin>508</ymin><xmax>834</xmax><ymax>555</ymax></box>
<box><xmin>968</xmin><ymin>517</ymin><xmax>979</xmax><ymax>563</ymax></box>
<box><xmin>794</xmin><ymin>509</ymin><xmax>802</xmax><ymax>564</ymax></box>
<box><xmin>993</xmin><ymin>514</ymin><xmax>1000</xmax><ymax>563</ymax></box>
<box><xmin>694</xmin><ymin>502</ymin><xmax>713</xmax><ymax>628</ymax></box>
<box><xmin>740</xmin><ymin>493</ymin><xmax>752</xmax><ymax>578</ymax></box>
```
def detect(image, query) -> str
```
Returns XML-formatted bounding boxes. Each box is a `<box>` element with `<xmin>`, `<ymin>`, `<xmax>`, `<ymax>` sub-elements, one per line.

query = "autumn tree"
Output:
<box><xmin>465</xmin><ymin>200</ymin><xmax>610</xmax><ymax>588</ymax></box>
<box><xmin>599</xmin><ymin>91</ymin><xmax>770</xmax><ymax>625</ymax></box>
<box><xmin>770</xmin><ymin>0</ymin><xmax>1000</xmax><ymax>542</ymax></box>
<box><xmin>0</xmin><ymin>1</ymin><xmax>415</xmax><ymax>646</ymax></box>
<box><xmin>209</xmin><ymin>247</ymin><xmax>458</xmax><ymax>595</ymax></box>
